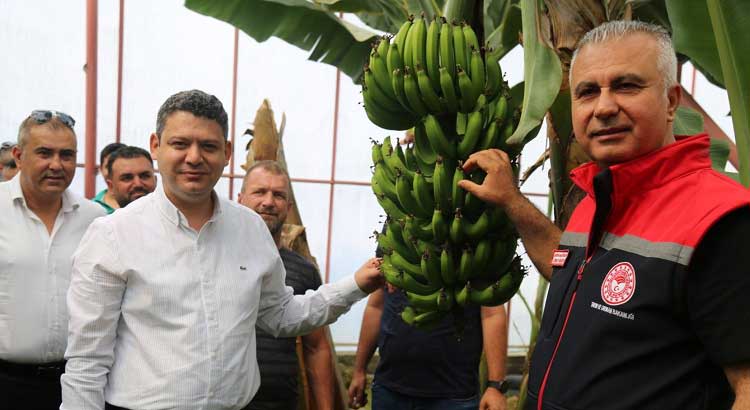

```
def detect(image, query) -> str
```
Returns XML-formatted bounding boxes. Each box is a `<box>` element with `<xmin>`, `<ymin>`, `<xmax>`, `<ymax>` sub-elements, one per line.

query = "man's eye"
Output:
<box><xmin>171</xmin><ymin>141</ymin><xmax>188</xmax><ymax>148</ymax></box>
<box><xmin>202</xmin><ymin>144</ymin><xmax>218</xmax><ymax>151</ymax></box>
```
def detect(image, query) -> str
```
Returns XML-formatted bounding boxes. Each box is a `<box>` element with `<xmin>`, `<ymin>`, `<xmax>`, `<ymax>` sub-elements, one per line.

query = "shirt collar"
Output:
<box><xmin>155</xmin><ymin>184</ymin><xmax>222</xmax><ymax>228</ymax></box>
<box><xmin>569</xmin><ymin>133</ymin><xmax>711</xmax><ymax>199</ymax></box>
<box><xmin>9</xmin><ymin>172</ymin><xmax>79</xmax><ymax>213</ymax></box>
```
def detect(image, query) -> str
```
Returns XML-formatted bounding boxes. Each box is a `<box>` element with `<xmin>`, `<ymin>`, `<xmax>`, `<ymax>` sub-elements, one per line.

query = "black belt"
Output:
<box><xmin>0</xmin><ymin>358</ymin><xmax>66</xmax><ymax>378</ymax></box>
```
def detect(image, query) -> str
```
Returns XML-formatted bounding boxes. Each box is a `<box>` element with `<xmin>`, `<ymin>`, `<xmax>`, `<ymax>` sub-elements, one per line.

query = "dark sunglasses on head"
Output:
<box><xmin>29</xmin><ymin>110</ymin><xmax>76</xmax><ymax>129</ymax></box>
<box><xmin>0</xmin><ymin>142</ymin><xmax>14</xmax><ymax>150</ymax></box>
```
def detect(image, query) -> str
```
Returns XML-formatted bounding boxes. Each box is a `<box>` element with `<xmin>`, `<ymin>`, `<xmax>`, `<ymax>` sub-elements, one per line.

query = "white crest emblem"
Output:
<box><xmin>601</xmin><ymin>262</ymin><xmax>636</xmax><ymax>306</ymax></box>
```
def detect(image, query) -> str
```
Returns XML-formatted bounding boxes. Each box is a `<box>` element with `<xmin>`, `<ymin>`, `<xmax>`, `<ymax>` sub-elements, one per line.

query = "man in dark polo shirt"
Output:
<box><xmin>239</xmin><ymin>160</ymin><xmax>334</xmax><ymax>410</ymax></box>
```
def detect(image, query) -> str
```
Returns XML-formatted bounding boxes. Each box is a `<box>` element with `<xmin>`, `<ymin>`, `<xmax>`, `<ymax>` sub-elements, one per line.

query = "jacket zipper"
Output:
<box><xmin>536</xmin><ymin>258</ymin><xmax>590</xmax><ymax>410</ymax></box>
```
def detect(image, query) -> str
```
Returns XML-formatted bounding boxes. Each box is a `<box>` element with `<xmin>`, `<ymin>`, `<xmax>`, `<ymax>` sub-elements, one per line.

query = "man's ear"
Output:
<box><xmin>666</xmin><ymin>84</ymin><xmax>682</xmax><ymax>123</ymax></box>
<box><xmin>149</xmin><ymin>133</ymin><xmax>160</xmax><ymax>160</ymax></box>
<box><xmin>106</xmin><ymin>178</ymin><xmax>114</xmax><ymax>191</ymax></box>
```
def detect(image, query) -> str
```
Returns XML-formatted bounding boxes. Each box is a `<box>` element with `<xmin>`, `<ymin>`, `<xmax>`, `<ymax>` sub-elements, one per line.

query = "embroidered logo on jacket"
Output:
<box><xmin>601</xmin><ymin>262</ymin><xmax>636</xmax><ymax>306</ymax></box>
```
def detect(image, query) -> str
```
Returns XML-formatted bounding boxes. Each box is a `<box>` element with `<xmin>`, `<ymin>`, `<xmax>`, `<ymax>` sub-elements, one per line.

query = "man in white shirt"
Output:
<box><xmin>0</xmin><ymin>110</ymin><xmax>105</xmax><ymax>409</ymax></box>
<box><xmin>61</xmin><ymin>89</ymin><xmax>383</xmax><ymax>410</ymax></box>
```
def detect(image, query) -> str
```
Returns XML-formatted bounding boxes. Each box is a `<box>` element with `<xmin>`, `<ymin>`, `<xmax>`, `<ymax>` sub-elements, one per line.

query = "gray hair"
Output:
<box><xmin>17</xmin><ymin>116</ymin><xmax>76</xmax><ymax>148</ymax></box>
<box><xmin>156</xmin><ymin>89</ymin><xmax>228</xmax><ymax>140</ymax></box>
<box><xmin>570</xmin><ymin>20</ymin><xmax>677</xmax><ymax>91</ymax></box>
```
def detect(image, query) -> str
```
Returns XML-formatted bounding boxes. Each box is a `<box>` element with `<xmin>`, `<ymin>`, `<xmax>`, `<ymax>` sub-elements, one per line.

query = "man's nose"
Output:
<box><xmin>593</xmin><ymin>88</ymin><xmax>619</xmax><ymax>119</ymax></box>
<box><xmin>48</xmin><ymin>154</ymin><xmax>63</xmax><ymax>171</ymax></box>
<box><xmin>185</xmin><ymin>144</ymin><xmax>202</xmax><ymax>164</ymax></box>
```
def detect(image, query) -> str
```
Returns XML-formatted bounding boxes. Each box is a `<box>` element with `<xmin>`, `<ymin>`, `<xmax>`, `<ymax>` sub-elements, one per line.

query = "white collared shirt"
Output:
<box><xmin>0</xmin><ymin>175</ymin><xmax>105</xmax><ymax>363</ymax></box>
<box><xmin>61</xmin><ymin>186</ymin><xmax>366</xmax><ymax>410</ymax></box>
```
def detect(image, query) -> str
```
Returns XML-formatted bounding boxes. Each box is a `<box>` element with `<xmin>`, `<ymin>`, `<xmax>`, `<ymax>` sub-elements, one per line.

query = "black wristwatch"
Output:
<box><xmin>487</xmin><ymin>380</ymin><xmax>509</xmax><ymax>394</ymax></box>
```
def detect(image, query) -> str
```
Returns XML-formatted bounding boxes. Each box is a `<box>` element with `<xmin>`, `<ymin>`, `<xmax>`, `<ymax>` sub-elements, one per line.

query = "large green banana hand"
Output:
<box><xmin>362</xmin><ymin>85</ymin><xmax>415</xmax><ymax>131</ymax></box>
<box><xmin>423</xmin><ymin>115</ymin><xmax>457</xmax><ymax>159</ymax></box>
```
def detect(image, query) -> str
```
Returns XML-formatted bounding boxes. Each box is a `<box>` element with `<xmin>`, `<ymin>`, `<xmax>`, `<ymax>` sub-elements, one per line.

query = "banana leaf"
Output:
<box><xmin>506</xmin><ymin>0</ymin><xmax>562</xmax><ymax>145</ymax></box>
<box><xmin>665</xmin><ymin>0</ymin><xmax>725</xmax><ymax>87</ymax></box>
<box><xmin>485</xmin><ymin>0</ymin><xmax>521</xmax><ymax>58</ymax></box>
<box><xmin>706</xmin><ymin>0</ymin><xmax>750</xmax><ymax>187</ymax></box>
<box><xmin>184</xmin><ymin>0</ymin><xmax>380</xmax><ymax>83</ymax></box>
<box><xmin>673</xmin><ymin>106</ymin><xmax>704</xmax><ymax>136</ymax></box>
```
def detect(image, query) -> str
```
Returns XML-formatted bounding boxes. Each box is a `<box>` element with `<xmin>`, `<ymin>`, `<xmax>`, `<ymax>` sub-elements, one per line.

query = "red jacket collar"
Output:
<box><xmin>570</xmin><ymin>134</ymin><xmax>711</xmax><ymax>199</ymax></box>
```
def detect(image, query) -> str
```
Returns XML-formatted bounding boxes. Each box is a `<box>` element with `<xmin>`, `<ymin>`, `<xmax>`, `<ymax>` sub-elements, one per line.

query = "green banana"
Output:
<box><xmin>401</xmin><ymin>269</ymin><xmax>441</xmax><ymax>295</ymax></box>
<box><xmin>456</xmin><ymin>67</ymin><xmax>475</xmax><ymax>113</ymax></box>
<box><xmin>387</xmin><ymin>42</ymin><xmax>405</xmax><ymax>79</ymax></box>
<box><xmin>439</xmin><ymin>17</ymin><xmax>456</xmax><ymax>79</ymax></box>
<box><xmin>403</xmin><ymin>67</ymin><xmax>429</xmax><ymax>117</ymax></box>
<box><xmin>396</xmin><ymin>171</ymin><xmax>429</xmax><ymax>218</ymax></box>
<box><xmin>496</xmin><ymin>117</ymin><xmax>514</xmax><ymax>150</ymax></box>
<box><xmin>431</xmin><ymin>207</ymin><xmax>449</xmax><ymax>243</ymax></box>
<box><xmin>421</xmin><ymin>248</ymin><xmax>443</xmax><ymax>287</ymax></box>
<box><xmin>406</xmin><ymin>289</ymin><xmax>442</xmax><ymax>310</ymax></box>
<box><xmin>452</xmin><ymin>24</ymin><xmax>467</xmax><ymax>78</ymax></box>
<box><xmin>369</xmin><ymin>48</ymin><xmax>397</xmax><ymax>101</ymax></box>
<box><xmin>413</xmin><ymin>122</ymin><xmax>437</xmax><ymax>164</ymax></box>
<box><xmin>456</xmin><ymin>111</ymin><xmax>467</xmax><ymax>135</ymax></box>
<box><xmin>376</xmin><ymin>193</ymin><xmax>407</xmax><ymax>220</ymax></box>
<box><xmin>493</xmin><ymin>93</ymin><xmax>509</xmax><ymax>126</ymax></box>
<box><xmin>432</xmin><ymin>158</ymin><xmax>452</xmax><ymax>215</ymax></box>
<box><xmin>384</xmin><ymin>141</ymin><xmax>415</xmax><ymax>183</ymax></box>
<box><xmin>413</xmin><ymin>309</ymin><xmax>447</xmax><ymax>329</ymax></box>
<box><xmin>436</xmin><ymin>288</ymin><xmax>455</xmax><ymax>311</ymax></box>
<box><xmin>455</xmin><ymin>282</ymin><xmax>470</xmax><ymax>306</ymax></box>
<box><xmin>402</xmin><ymin>18</ymin><xmax>416</xmax><ymax>74</ymax></box>
<box><xmin>438</xmin><ymin>67</ymin><xmax>460</xmax><ymax>113</ymax></box>
<box><xmin>423</xmin><ymin>115</ymin><xmax>457</xmax><ymax>159</ymax></box>
<box><xmin>390</xmin><ymin>68</ymin><xmax>414</xmax><ymax>113</ymax></box>
<box><xmin>488</xmin><ymin>238</ymin><xmax>517</xmax><ymax>277</ymax></box>
<box><xmin>362</xmin><ymin>86</ymin><xmax>415</xmax><ymax>131</ymax></box>
<box><xmin>386</xmin><ymin>222</ymin><xmax>420</xmax><ymax>262</ymax></box>
<box><xmin>404</xmin><ymin>143</ymin><xmax>418</xmax><ymax>171</ymax></box>
<box><xmin>416</xmin><ymin>66</ymin><xmax>444</xmax><ymax>114</ymax></box>
<box><xmin>477</xmin><ymin>118</ymin><xmax>500</xmax><ymax>151</ymax></box>
<box><xmin>451</xmin><ymin>165</ymin><xmax>466</xmax><ymax>210</ymax></box>
<box><xmin>469</xmin><ymin>49</ymin><xmax>486</xmax><ymax>101</ymax></box>
<box><xmin>414</xmin><ymin>239</ymin><xmax>440</xmax><ymax>258</ymax></box>
<box><xmin>410</xmin><ymin>17</ymin><xmax>427</xmax><ymax>77</ymax></box>
<box><xmin>413</xmin><ymin>170</ymin><xmax>435</xmax><ymax>214</ymax></box>
<box><xmin>463</xmin><ymin>190</ymin><xmax>485</xmax><ymax>221</ymax></box>
<box><xmin>464</xmin><ymin>209</ymin><xmax>490</xmax><ymax>241</ymax></box>
<box><xmin>484</xmin><ymin>49</ymin><xmax>502</xmax><ymax>98</ymax></box>
<box><xmin>440</xmin><ymin>246</ymin><xmax>457</xmax><ymax>286</ymax></box>
<box><xmin>462</xmin><ymin>24</ymin><xmax>480</xmax><ymax>60</ymax></box>
<box><xmin>371</xmin><ymin>140</ymin><xmax>384</xmax><ymax>165</ymax></box>
<box><xmin>450</xmin><ymin>209</ymin><xmax>466</xmax><ymax>243</ymax></box>
<box><xmin>425</xmin><ymin>18</ymin><xmax>441</xmax><ymax>93</ymax></box>
<box><xmin>401</xmin><ymin>305</ymin><xmax>417</xmax><ymax>325</ymax></box>
<box><xmin>458</xmin><ymin>246</ymin><xmax>474</xmax><ymax>282</ymax></box>
<box><xmin>388</xmin><ymin>250</ymin><xmax>425</xmax><ymax>280</ymax></box>
<box><xmin>372</xmin><ymin>163</ymin><xmax>398</xmax><ymax>202</ymax></box>
<box><xmin>473</xmin><ymin>238</ymin><xmax>492</xmax><ymax>275</ymax></box>
<box><xmin>457</xmin><ymin>110</ymin><xmax>483</xmax><ymax>159</ymax></box>
<box><xmin>404</xmin><ymin>215</ymin><xmax>433</xmax><ymax>242</ymax></box>
<box><xmin>364</xmin><ymin>68</ymin><xmax>398</xmax><ymax>109</ymax></box>
<box><xmin>469</xmin><ymin>275</ymin><xmax>509</xmax><ymax>305</ymax></box>
<box><xmin>394</xmin><ymin>18</ymin><xmax>412</xmax><ymax>60</ymax></box>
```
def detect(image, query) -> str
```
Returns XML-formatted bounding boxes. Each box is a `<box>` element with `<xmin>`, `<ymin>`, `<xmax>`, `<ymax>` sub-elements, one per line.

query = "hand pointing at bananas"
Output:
<box><xmin>458</xmin><ymin>149</ymin><xmax>522</xmax><ymax>208</ymax></box>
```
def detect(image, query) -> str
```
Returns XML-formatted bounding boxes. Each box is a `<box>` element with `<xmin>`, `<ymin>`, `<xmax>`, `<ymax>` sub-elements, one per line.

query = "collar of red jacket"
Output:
<box><xmin>569</xmin><ymin>133</ymin><xmax>711</xmax><ymax>199</ymax></box>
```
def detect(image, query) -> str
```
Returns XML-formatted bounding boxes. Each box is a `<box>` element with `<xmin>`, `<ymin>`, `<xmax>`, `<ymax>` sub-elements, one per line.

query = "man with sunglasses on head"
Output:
<box><xmin>0</xmin><ymin>110</ymin><xmax>105</xmax><ymax>409</ymax></box>
<box><xmin>0</xmin><ymin>141</ymin><xmax>19</xmax><ymax>181</ymax></box>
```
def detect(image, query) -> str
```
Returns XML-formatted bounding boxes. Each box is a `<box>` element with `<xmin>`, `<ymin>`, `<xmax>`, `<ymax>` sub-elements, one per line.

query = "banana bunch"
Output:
<box><xmin>365</xmin><ymin>16</ymin><xmax>526</xmax><ymax>330</ymax></box>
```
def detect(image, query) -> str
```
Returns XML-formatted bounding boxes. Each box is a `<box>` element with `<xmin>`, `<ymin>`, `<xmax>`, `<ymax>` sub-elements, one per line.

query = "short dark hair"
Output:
<box><xmin>106</xmin><ymin>146</ymin><xmax>153</xmax><ymax>177</ymax></box>
<box><xmin>156</xmin><ymin>90</ymin><xmax>228</xmax><ymax>139</ymax></box>
<box><xmin>100</xmin><ymin>142</ymin><xmax>126</xmax><ymax>167</ymax></box>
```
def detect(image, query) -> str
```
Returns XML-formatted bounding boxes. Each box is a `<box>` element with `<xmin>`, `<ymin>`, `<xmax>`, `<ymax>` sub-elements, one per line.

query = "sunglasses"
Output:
<box><xmin>29</xmin><ymin>110</ymin><xmax>76</xmax><ymax>129</ymax></box>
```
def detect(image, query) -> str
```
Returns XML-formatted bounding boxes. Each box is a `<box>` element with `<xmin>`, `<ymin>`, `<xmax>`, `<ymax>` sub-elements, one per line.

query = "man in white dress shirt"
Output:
<box><xmin>61</xmin><ymin>90</ymin><xmax>383</xmax><ymax>410</ymax></box>
<box><xmin>0</xmin><ymin>110</ymin><xmax>105</xmax><ymax>409</ymax></box>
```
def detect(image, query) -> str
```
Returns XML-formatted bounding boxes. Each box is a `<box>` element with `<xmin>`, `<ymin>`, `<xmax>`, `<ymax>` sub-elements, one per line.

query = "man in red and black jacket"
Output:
<box><xmin>461</xmin><ymin>20</ymin><xmax>750</xmax><ymax>410</ymax></box>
